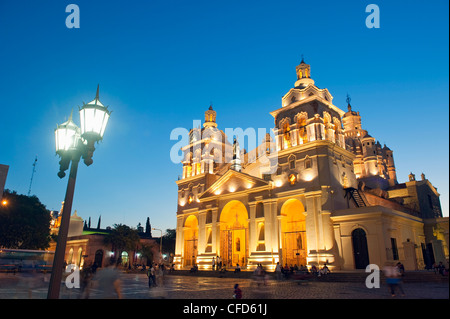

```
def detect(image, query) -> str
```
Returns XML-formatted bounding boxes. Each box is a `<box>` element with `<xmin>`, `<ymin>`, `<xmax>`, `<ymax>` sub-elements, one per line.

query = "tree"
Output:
<box><xmin>162</xmin><ymin>228</ymin><xmax>176</xmax><ymax>256</ymax></box>
<box><xmin>138</xmin><ymin>243</ymin><xmax>158</xmax><ymax>266</ymax></box>
<box><xmin>145</xmin><ymin>217</ymin><xmax>151</xmax><ymax>236</ymax></box>
<box><xmin>0</xmin><ymin>189</ymin><xmax>51</xmax><ymax>250</ymax></box>
<box><xmin>103</xmin><ymin>224</ymin><xmax>140</xmax><ymax>264</ymax></box>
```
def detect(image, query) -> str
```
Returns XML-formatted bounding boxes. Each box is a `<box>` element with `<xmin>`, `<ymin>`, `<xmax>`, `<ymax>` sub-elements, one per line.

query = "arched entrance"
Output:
<box><xmin>121</xmin><ymin>251</ymin><xmax>129</xmax><ymax>266</ymax></box>
<box><xmin>280</xmin><ymin>199</ymin><xmax>307</xmax><ymax>267</ymax></box>
<box><xmin>184</xmin><ymin>215</ymin><xmax>198</xmax><ymax>267</ymax></box>
<box><xmin>220</xmin><ymin>200</ymin><xmax>249</xmax><ymax>268</ymax></box>
<box><xmin>352</xmin><ymin>228</ymin><xmax>370</xmax><ymax>269</ymax></box>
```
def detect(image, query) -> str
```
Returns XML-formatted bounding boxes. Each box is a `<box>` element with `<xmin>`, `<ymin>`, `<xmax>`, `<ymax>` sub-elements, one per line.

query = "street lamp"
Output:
<box><xmin>152</xmin><ymin>228</ymin><xmax>163</xmax><ymax>261</ymax></box>
<box><xmin>47</xmin><ymin>85</ymin><xmax>111</xmax><ymax>299</ymax></box>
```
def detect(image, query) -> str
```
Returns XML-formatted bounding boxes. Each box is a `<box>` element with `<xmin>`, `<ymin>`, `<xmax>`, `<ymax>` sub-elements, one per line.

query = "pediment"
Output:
<box><xmin>199</xmin><ymin>169</ymin><xmax>269</xmax><ymax>199</ymax></box>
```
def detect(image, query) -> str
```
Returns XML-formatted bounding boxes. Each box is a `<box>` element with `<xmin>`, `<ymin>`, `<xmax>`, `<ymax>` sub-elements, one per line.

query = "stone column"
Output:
<box><xmin>211</xmin><ymin>208</ymin><xmax>219</xmax><ymax>255</ymax></box>
<box><xmin>264</xmin><ymin>200</ymin><xmax>278</xmax><ymax>254</ymax></box>
<box><xmin>174</xmin><ymin>215</ymin><xmax>185</xmax><ymax>267</ymax></box>
<box><xmin>305</xmin><ymin>192</ymin><xmax>337</xmax><ymax>266</ymax></box>
<box><xmin>248</xmin><ymin>202</ymin><xmax>257</xmax><ymax>253</ymax></box>
<box><xmin>197</xmin><ymin>211</ymin><xmax>206</xmax><ymax>254</ymax></box>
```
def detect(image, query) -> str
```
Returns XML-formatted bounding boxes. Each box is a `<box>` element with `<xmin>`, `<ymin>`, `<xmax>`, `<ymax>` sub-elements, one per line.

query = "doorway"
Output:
<box><xmin>280</xmin><ymin>199</ymin><xmax>307</xmax><ymax>267</ymax></box>
<box><xmin>352</xmin><ymin>228</ymin><xmax>370</xmax><ymax>269</ymax></box>
<box><xmin>220</xmin><ymin>200</ymin><xmax>249</xmax><ymax>267</ymax></box>
<box><xmin>183</xmin><ymin>215</ymin><xmax>198</xmax><ymax>267</ymax></box>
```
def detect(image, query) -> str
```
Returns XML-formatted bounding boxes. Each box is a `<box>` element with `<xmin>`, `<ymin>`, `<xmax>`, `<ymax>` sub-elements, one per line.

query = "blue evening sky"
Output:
<box><xmin>0</xmin><ymin>0</ymin><xmax>448</xmax><ymax>233</ymax></box>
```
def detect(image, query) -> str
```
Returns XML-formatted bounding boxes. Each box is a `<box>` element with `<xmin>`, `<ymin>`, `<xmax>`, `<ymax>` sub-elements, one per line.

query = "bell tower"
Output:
<box><xmin>295</xmin><ymin>57</ymin><xmax>315</xmax><ymax>88</ymax></box>
<box><xmin>203</xmin><ymin>105</ymin><xmax>217</xmax><ymax>128</ymax></box>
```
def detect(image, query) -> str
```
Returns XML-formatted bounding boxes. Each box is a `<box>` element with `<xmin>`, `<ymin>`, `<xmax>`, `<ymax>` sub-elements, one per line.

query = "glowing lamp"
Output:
<box><xmin>79</xmin><ymin>86</ymin><xmax>111</xmax><ymax>143</ymax></box>
<box><xmin>289</xmin><ymin>174</ymin><xmax>297</xmax><ymax>185</ymax></box>
<box><xmin>55</xmin><ymin>112</ymin><xmax>81</xmax><ymax>155</ymax></box>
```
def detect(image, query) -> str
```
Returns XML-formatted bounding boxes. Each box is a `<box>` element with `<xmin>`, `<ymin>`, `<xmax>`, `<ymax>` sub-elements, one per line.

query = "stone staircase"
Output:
<box><xmin>168</xmin><ymin>269</ymin><xmax>449</xmax><ymax>283</ymax></box>
<box><xmin>315</xmin><ymin>271</ymin><xmax>449</xmax><ymax>283</ymax></box>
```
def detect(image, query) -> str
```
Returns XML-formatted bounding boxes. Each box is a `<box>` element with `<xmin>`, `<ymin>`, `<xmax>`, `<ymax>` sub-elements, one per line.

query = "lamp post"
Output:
<box><xmin>47</xmin><ymin>86</ymin><xmax>111</xmax><ymax>299</ymax></box>
<box><xmin>152</xmin><ymin>228</ymin><xmax>163</xmax><ymax>262</ymax></box>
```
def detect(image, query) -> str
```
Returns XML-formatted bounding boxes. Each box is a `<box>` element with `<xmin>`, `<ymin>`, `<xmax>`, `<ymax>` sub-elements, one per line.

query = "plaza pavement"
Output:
<box><xmin>0</xmin><ymin>271</ymin><xmax>448</xmax><ymax>299</ymax></box>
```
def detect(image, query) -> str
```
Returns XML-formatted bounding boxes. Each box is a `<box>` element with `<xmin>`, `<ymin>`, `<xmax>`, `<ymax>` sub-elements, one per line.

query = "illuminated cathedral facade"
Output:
<box><xmin>173</xmin><ymin>59</ymin><xmax>448</xmax><ymax>271</ymax></box>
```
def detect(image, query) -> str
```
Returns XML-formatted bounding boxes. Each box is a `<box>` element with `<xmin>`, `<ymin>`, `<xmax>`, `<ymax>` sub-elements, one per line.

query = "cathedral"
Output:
<box><xmin>173</xmin><ymin>59</ymin><xmax>448</xmax><ymax>271</ymax></box>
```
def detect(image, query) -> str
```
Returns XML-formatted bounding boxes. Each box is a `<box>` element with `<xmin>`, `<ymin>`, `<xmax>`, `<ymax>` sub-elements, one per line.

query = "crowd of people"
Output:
<box><xmin>274</xmin><ymin>262</ymin><xmax>330</xmax><ymax>280</ymax></box>
<box><xmin>432</xmin><ymin>261</ymin><xmax>448</xmax><ymax>276</ymax></box>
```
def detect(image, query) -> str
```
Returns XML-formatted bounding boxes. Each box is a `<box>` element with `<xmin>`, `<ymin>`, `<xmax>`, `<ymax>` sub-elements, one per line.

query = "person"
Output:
<box><xmin>233</xmin><ymin>284</ymin><xmax>242</xmax><ymax>299</ymax></box>
<box><xmin>438</xmin><ymin>262</ymin><xmax>446</xmax><ymax>276</ymax></box>
<box><xmin>310</xmin><ymin>264</ymin><xmax>318</xmax><ymax>276</ymax></box>
<box><xmin>212</xmin><ymin>257</ymin><xmax>216</xmax><ymax>271</ymax></box>
<box><xmin>190</xmin><ymin>263</ymin><xmax>198</xmax><ymax>273</ymax></box>
<box><xmin>93</xmin><ymin>259</ymin><xmax>123</xmax><ymax>299</ymax></box>
<box><xmin>147</xmin><ymin>264</ymin><xmax>157</xmax><ymax>287</ymax></box>
<box><xmin>218</xmin><ymin>256</ymin><xmax>222</xmax><ymax>269</ymax></box>
<box><xmin>234</xmin><ymin>263</ymin><xmax>241</xmax><ymax>273</ymax></box>
<box><xmin>275</xmin><ymin>262</ymin><xmax>282</xmax><ymax>280</ymax></box>
<box><xmin>320</xmin><ymin>264</ymin><xmax>330</xmax><ymax>275</ymax></box>
<box><xmin>383</xmin><ymin>262</ymin><xmax>405</xmax><ymax>297</ymax></box>
<box><xmin>91</xmin><ymin>261</ymin><xmax>98</xmax><ymax>274</ymax></box>
<box><xmin>396</xmin><ymin>262</ymin><xmax>405</xmax><ymax>277</ymax></box>
<box><xmin>432</xmin><ymin>262</ymin><xmax>438</xmax><ymax>273</ymax></box>
<box><xmin>157</xmin><ymin>263</ymin><xmax>165</xmax><ymax>286</ymax></box>
<box><xmin>79</xmin><ymin>264</ymin><xmax>93</xmax><ymax>299</ymax></box>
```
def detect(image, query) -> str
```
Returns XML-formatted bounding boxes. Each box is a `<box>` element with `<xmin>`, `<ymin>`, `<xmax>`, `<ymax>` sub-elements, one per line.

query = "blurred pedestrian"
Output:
<box><xmin>93</xmin><ymin>259</ymin><xmax>122</xmax><ymax>299</ymax></box>
<box><xmin>383</xmin><ymin>262</ymin><xmax>405</xmax><ymax>297</ymax></box>
<box><xmin>396</xmin><ymin>262</ymin><xmax>405</xmax><ymax>276</ymax></box>
<box><xmin>233</xmin><ymin>284</ymin><xmax>242</xmax><ymax>299</ymax></box>
<box><xmin>147</xmin><ymin>263</ymin><xmax>157</xmax><ymax>287</ymax></box>
<box><xmin>275</xmin><ymin>262</ymin><xmax>282</xmax><ymax>280</ymax></box>
<box><xmin>438</xmin><ymin>262</ymin><xmax>446</xmax><ymax>276</ymax></box>
<box><xmin>79</xmin><ymin>265</ymin><xmax>93</xmax><ymax>299</ymax></box>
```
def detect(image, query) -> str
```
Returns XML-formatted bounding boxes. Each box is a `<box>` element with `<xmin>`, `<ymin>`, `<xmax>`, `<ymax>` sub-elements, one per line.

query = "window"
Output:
<box><xmin>283</xmin><ymin>122</ymin><xmax>291</xmax><ymax>149</ymax></box>
<box><xmin>276</xmin><ymin>166</ymin><xmax>282</xmax><ymax>175</ymax></box>
<box><xmin>206</xmin><ymin>210</ymin><xmax>213</xmax><ymax>224</ymax></box>
<box><xmin>256</xmin><ymin>202</ymin><xmax>264</xmax><ymax>218</ymax></box>
<box><xmin>427</xmin><ymin>194</ymin><xmax>433</xmax><ymax>209</ymax></box>
<box><xmin>305</xmin><ymin>156</ymin><xmax>312</xmax><ymax>169</ymax></box>
<box><xmin>289</xmin><ymin>156</ymin><xmax>296</xmax><ymax>169</ymax></box>
<box><xmin>391</xmin><ymin>238</ymin><xmax>399</xmax><ymax>260</ymax></box>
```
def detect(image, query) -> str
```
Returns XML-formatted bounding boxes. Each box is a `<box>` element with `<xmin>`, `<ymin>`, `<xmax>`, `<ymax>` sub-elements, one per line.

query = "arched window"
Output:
<box><xmin>77</xmin><ymin>247</ymin><xmax>83</xmax><ymax>267</ymax></box>
<box><xmin>283</xmin><ymin>122</ymin><xmax>291</xmax><ymax>149</ymax></box>
<box><xmin>296</xmin><ymin>114</ymin><xmax>308</xmax><ymax>145</ymax></box>
<box><xmin>121</xmin><ymin>251</ymin><xmax>129</xmax><ymax>266</ymax></box>
<box><xmin>304</xmin><ymin>156</ymin><xmax>312</xmax><ymax>169</ymax></box>
<box><xmin>67</xmin><ymin>248</ymin><xmax>74</xmax><ymax>265</ymax></box>
<box><xmin>289</xmin><ymin>155</ymin><xmax>296</xmax><ymax>170</ymax></box>
<box><xmin>255</xmin><ymin>202</ymin><xmax>264</xmax><ymax>218</ymax></box>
